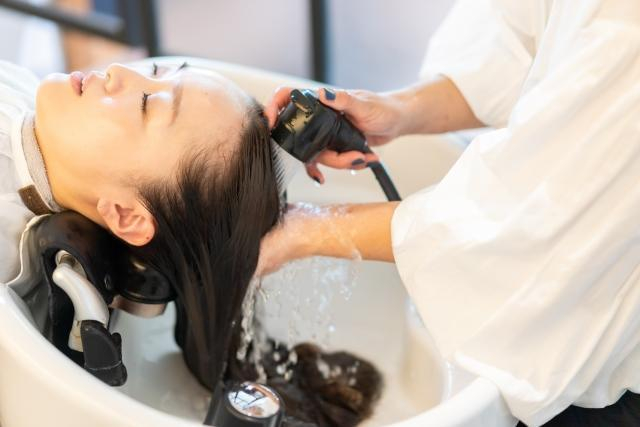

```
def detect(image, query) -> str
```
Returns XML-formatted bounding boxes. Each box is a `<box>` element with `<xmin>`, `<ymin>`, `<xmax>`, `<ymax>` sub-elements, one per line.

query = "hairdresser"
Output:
<box><xmin>260</xmin><ymin>1</ymin><xmax>640</xmax><ymax>426</ymax></box>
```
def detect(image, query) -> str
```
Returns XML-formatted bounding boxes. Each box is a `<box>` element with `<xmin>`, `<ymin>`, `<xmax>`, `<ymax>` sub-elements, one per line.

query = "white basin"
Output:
<box><xmin>0</xmin><ymin>57</ymin><xmax>518</xmax><ymax>427</ymax></box>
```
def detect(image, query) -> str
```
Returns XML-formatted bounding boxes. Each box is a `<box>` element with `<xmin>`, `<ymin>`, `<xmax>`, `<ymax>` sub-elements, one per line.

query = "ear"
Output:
<box><xmin>96</xmin><ymin>197</ymin><xmax>156</xmax><ymax>246</ymax></box>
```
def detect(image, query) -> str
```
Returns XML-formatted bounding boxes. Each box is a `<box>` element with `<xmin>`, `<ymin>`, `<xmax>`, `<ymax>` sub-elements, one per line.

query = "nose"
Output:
<box><xmin>104</xmin><ymin>63</ymin><xmax>160</xmax><ymax>95</ymax></box>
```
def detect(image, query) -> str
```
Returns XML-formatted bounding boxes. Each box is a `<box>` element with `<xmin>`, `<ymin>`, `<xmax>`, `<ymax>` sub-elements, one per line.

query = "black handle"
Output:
<box><xmin>80</xmin><ymin>320</ymin><xmax>127</xmax><ymax>386</ymax></box>
<box><xmin>271</xmin><ymin>89</ymin><xmax>402</xmax><ymax>202</ymax></box>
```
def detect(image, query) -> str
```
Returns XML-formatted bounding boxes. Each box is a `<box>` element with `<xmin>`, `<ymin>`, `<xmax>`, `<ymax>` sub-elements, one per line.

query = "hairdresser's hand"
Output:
<box><xmin>265</xmin><ymin>87</ymin><xmax>406</xmax><ymax>183</ymax></box>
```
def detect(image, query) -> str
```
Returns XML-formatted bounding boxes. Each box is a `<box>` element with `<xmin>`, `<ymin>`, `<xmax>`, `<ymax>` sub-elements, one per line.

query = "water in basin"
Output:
<box><xmin>111</xmin><ymin>258</ymin><xmax>445</xmax><ymax>426</ymax></box>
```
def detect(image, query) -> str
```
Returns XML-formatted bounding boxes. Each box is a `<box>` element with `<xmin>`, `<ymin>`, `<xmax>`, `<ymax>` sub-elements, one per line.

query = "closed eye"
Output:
<box><xmin>142</xmin><ymin>62</ymin><xmax>188</xmax><ymax>119</ymax></box>
<box><xmin>150</xmin><ymin>61</ymin><xmax>188</xmax><ymax>77</ymax></box>
<box><xmin>141</xmin><ymin>92</ymin><xmax>150</xmax><ymax>113</ymax></box>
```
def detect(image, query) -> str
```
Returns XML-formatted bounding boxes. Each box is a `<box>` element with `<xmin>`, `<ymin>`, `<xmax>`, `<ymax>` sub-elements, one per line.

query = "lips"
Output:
<box><xmin>69</xmin><ymin>71</ymin><xmax>85</xmax><ymax>96</ymax></box>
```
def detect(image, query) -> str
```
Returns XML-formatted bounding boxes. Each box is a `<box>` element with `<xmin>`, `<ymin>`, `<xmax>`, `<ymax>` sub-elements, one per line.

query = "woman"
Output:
<box><xmin>260</xmin><ymin>1</ymin><xmax>640</xmax><ymax>426</ymax></box>
<box><xmin>0</xmin><ymin>56</ymin><xmax>279</xmax><ymax>397</ymax></box>
<box><xmin>0</xmin><ymin>59</ymin><xmax>381</xmax><ymax>427</ymax></box>
<box><xmin>1</xmin><ymin>59</ymin><xmax>256</xmax><ymax>274</ymax></box>
<box><xmin>2</xmin><ymin>57</ymin><xmax>281</xmax><ymax>382</ymax></box>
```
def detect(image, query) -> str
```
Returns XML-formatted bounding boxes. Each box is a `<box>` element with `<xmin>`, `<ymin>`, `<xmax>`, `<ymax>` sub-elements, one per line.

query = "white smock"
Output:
<box><xmin>391</xmin><ymin>0</ymin><xmax>640</xmax><ymax>425</ymax></box>
<box><xmin>0</xmin><ymin>60</ymin><xmax>57</xmax><ymax>284</ymax></box>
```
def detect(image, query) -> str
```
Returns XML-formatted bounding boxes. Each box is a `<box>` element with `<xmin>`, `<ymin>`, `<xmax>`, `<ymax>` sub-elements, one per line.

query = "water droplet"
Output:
<box><xmin>316</xmin><ymin>358</ymin><xmax>330</xmax><ymax>379</ymax></box>
<box><xmin>284</xmin><ymin>370</ymin><xmax>293</xmax><ymax>381</ymax></box>
<box><xmin>330</xmin><ymin>365</ymin><xmax>343</xmax><ymax>378</ymax></box>
<box><xmin>248</xmin><ymin>233</ymin><xmax>362</xmax><ymax>370</ymax></box>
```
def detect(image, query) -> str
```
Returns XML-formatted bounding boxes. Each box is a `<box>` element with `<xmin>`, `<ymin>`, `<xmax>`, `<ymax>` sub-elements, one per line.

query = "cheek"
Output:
<box><xmin>35</xmin><ymin>82</ymin><xmax>149</xmax><ymax>184</ymax></box>
<box><xmin>36</xmin><ymin>76</ymin><xmax>77</xmax><ymax>136</ymax></box>
<box><xmin>144</xmin><ymin>128</ymin><xmax>185</xmax><ymax>168</ymax></box>
<box><xmin>55</xmin><ymin>130</ymin><xmax>147</xmax><ymax>186</ymax></box>
<box><xmin>74</xmin><ymin>96</ymin><xmax>141</xmax><ymax>147</ymax></box>
<box><xmin>45</xmin><ymin>110</ymin><xmax>140</xmax><ymax>174</ymax></box>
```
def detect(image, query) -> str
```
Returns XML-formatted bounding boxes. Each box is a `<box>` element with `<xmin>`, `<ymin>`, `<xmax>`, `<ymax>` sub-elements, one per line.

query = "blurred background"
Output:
<box><xmin>0</xmin><ymin>0</ymin><xmax>454</xmax><ymax>90</ymax></box>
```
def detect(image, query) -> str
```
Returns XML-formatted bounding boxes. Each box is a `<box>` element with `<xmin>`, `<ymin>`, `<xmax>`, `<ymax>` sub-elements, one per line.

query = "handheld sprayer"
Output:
<box><xmin>271</xmin><ymin>89</ymin><xmax>401</xmax><ymax>202</ymax></box>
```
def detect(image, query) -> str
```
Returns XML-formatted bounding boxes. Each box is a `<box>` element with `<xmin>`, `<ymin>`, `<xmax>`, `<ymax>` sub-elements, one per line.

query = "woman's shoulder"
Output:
<box><xmin>0</xmin><ymin>199</ymin><xmax>33</xmax><ymax>284</ymax></box>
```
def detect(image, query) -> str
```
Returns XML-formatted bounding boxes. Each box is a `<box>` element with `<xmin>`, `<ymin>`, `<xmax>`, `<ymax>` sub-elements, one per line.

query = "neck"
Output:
<box><xmin>33</xmin><ymin>114</ymin><xmax>101</xmax><ymax>225</ymax></box>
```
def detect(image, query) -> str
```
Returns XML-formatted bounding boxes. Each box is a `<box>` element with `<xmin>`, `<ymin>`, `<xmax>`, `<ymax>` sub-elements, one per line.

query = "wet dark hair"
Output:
<box><xmin>132</xmin><ymin>100</ymin><xmax>382</xmax><ymax>426</ymax></box>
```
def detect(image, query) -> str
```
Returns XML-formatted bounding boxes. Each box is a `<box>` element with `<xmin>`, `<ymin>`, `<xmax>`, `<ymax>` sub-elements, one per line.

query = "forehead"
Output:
<box><xmin>181</xmin><ymin>68</ymin><xmax>249</xmax><ymax>111</ymax></box>
<box><xmin>169</xmin><ymin>68</ymin><xmax>251</xmax><ymax>151</ymax></box>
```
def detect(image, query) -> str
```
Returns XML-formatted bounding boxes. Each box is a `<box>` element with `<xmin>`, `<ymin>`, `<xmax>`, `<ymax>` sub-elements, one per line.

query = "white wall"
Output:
<box><xmin>327</xmin><ymin>0</ymin><xmax>455</xmax><ymax>90</ymax></box>
<box><xmin>156</xmin><ymin>0</ymin><xmax>455</xmax><ymax>89</ymax></box>
<box><xmin>0</xmin><ymin>2</ymin><xmax>64</xmax><ymax>77</ymax></box>
<box><xmin>156</xmin><ymin>0</ymin><xmax>312</xmax><ymax>79</ymax></box>
<box><xmin>0</xmin><ymin>0</ymin><xmax>455</xmax><ymax>89</ymax></box>
<box><xmin>0</xmin><ymin>8</ymin><xmax>26</xmax><ymax>61</ymax></box>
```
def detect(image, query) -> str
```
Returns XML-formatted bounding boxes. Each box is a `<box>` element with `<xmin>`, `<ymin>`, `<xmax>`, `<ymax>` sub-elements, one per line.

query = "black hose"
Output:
<box><xmin>367</xmin><ymin>162</ymin><xmax>401</xmax><ymax>202</ymax></box>
<box><xmin>361</xmin><ymin>146</ymin><xmax>401</xmax><ymax>202</ymax></box>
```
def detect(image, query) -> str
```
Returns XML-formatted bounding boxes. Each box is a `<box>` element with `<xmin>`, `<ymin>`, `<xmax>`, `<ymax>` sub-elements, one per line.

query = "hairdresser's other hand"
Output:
<box><xmin>255</xmin><ymin>201</ymin><xmax>396</xmax><ymax>278</ymax></box>
<box><xmin>255</xmin><ymin>203</ymin><xmax>317</xmax><ymax>277</ymax></box>
<box><xmin>265</xmin><ymin>87</ymin><xmax>405</xmax><ymax>183</ymax></box>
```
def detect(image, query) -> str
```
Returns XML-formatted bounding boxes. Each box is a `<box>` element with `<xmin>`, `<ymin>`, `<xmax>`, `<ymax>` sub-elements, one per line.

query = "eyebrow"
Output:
<box><xmin>169</xmin><ymin>80</ymin><xmax>184</xmax><ymax>126</ymax></box>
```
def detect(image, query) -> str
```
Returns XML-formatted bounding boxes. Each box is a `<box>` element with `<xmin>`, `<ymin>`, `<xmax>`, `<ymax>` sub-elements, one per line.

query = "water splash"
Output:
<box><xmin>237</xmin><ymin>202</ymin><xmax>362</xmax><ymax>384</ymax></box>
<box><xmin>236</xmin><ymin>278</ymin><xmax>259</xmax><ymax>362</ymax></box>
<box><xmin>260</xmin><ymin>255</ymin><xmax>360</xmax><ymax>351</ymax></box>
<box><xmin>236</xmin><ymin>254</ymin><xmax>361</xmax><ymax>385</ymax></box>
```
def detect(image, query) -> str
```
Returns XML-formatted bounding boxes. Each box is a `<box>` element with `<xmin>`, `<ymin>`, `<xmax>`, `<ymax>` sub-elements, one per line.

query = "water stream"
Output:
<box><xmin>236</xmin><ymin>254</ymin><xmax>362</xmax><ymax>383</ymax></box>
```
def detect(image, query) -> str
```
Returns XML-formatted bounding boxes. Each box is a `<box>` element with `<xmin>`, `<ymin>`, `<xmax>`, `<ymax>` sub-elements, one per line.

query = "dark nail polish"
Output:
<box><xmin>351</xmin><ymin>159</ymin><xmax>365</xmax><ymax>166</ymax></box>
<box><xmin>366</xmin><ymin>161</ymin><xmax>378</xmax><ymax>167</ymax></box>
<box><xmin>312</xmin><ymin>176</ymin><xmax>321</xmax><ymax>184</ymax></box>
<box><xmin>324</xmin><ymin>88</ymin><xmax>336</xmax><ymax>101</ymax></box>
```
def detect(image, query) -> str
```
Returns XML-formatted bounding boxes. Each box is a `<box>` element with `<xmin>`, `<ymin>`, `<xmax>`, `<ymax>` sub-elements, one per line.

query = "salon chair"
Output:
<box><xmin>20</xmin><ymin>210</ymin><xmax>175</xmax><ymax>386</ymax></box>
<box><xmin>20</xmin><ymin>211</ymin><xmax>284</xmax><ymax>427</ymax></box>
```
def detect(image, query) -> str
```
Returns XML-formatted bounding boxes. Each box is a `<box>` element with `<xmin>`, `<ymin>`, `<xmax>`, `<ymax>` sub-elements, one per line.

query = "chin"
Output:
<box><xmin>38</xmin><ymin>72</ymin><xmax>69</xmax><ymax>94</ymax></box>
<box><xmin>35</xmin><ymin>75</ymin><xmax>78</xmax><ymax>155</ymax></box>
<box><xmin>36</xmin><ymin>74</ymin><xmax>74</xmax><ymax>120</ymax></box>
<box><xmin>37</xmin><ymin>72</ymin><xmax>72</xmax><ymax>99</ymax></box>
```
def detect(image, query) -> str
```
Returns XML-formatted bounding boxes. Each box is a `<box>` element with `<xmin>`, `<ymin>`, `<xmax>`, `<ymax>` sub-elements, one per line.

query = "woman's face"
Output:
<box><xmin>36</xmin><ymin>62</ymin><xmax>249</xmax><ymax>189</ymax></box>
<box><xmin>35</xmin><ymin>62</ymin><xmax>251</xmax><ymax>244</ymax></box>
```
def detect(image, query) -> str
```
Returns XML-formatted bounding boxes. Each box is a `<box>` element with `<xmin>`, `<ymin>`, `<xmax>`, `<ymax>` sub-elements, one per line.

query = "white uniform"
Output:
<box><xmin>0</xmin><ymin>61</ymin><xmax>56</xmax><ymax>284</ymax></box>
<box><xmin>392</xmin><ymin>0</ymin><xmax>640</xmax><ymax>425</ymax></box>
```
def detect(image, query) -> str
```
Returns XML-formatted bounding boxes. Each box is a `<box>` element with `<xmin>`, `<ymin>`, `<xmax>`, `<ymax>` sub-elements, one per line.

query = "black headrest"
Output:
<box><xmin>31</xmin><ymin>211</ymin><xmax>174</xmax><ymax>305</ymax></box>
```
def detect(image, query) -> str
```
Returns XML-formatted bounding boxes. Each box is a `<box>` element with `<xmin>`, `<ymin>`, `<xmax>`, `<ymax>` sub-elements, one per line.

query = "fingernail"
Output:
<box><xmin>312</xmin><ymin>176</ymin><xmax>322</xmax><ymax>184</ymax></box>
<box><xmin>351</xmin><ymin>159</ymin><xmax>365</xmax><ymax>166</ymax></box>
<box><xmin>324</xmin><ymin>88</ymin><xmax>336</xmax><ymax>101</ymax></box>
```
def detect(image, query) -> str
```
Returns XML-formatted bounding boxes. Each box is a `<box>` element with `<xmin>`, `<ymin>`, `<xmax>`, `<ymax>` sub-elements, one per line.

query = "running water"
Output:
<box><xmin>236</xmin><ymin>254</ymin><xmax>362</xmax><ymax>383</ymax></box>
<box><xmin>262</xmin><ymin>255</ymin><xmax>361</xmax><ymax>348</ymax></box>
<box><xmin>235</xmin><ymin>277</ymin><xmax>259</xmax><ymax>362</ymax></box>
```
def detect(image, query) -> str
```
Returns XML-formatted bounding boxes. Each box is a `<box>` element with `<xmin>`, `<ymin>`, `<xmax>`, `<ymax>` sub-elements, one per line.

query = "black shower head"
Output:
<box><xmin>270</xmin><ymin>89</ymin><xmax>402</xmax><ymax>202</ymax></box>
<box><xmin>270</xmin><ymin>89</ymin><xmax>369</xmax><ymax>163</ymax></box>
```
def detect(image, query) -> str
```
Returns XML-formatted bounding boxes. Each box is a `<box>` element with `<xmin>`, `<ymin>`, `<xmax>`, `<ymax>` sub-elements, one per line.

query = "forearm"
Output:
<box><xmin>390</xmin><ymin>76</ymin><xmax>484</xmax><ymax>135</ymax></box>
<box><xmin>304</xmin><ymin>202</ymin><xmax>400</xmax><ymax>262</ymax></box>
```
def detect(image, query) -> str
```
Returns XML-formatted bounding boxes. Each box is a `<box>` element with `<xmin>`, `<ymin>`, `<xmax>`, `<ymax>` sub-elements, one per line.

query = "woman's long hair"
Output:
<box><xmin>133</xmin><ymin>101</ymin><xmax>382</xmax><ymax>427</ymax></box>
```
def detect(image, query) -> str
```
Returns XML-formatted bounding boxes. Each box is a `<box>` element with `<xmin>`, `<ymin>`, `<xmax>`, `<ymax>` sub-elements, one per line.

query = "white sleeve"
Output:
<box><xmin>395</xmin><ymin>13</ymin><xmax>640</xmax><ymax>426</ymax></box>
<box><xmin>0</xmin><ymin>200</ymin><xmax>33</xmax><ymax>283</ymax></box>
<box><xmin>420</xmin><ymin>0</ymin><xmax>540</xmax><ymax>128</ymax></box>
